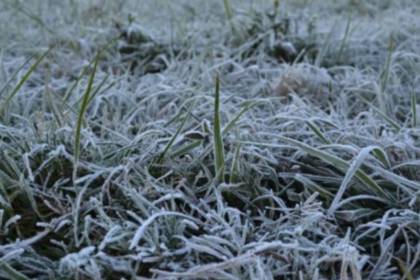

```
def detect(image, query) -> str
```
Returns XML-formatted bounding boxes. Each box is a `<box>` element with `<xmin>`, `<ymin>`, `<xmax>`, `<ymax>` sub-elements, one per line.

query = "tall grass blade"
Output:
<box><xmin>0</xmin><ymin>55</ymin><xmax>34</xmax><ymax>98</ymax></box>
<box><xmin>411</xmin><ymin>89</ymin><xmax>417</xmax><ymax>128</ymax></box>
<box><xmin>213</xmin><ymin>75</ymin><xmax>225</xmax><ymax>182</ymax></box>
<box><xmin>229</xmin><ymin>144</ymin><xmax>241</xmax><ymax>183</ymax></box>
<box><xmin>0</xmin><ymin>48</ymin><xmax>52</xmax><ymax>116</ymax></box>
<box><xmin>74</xmin><ymin>55</ymin><xmax>99</xmax><ymax>174</ymax></box>
<box><xmin>378</xmin><ymin>34</ymin><xmax>395</xmax><ymax>115</ymax></box>
<box><xmin>336</xmin><ymin>14</ymin><xmax>352</xmax><ymax>63</ymax></box>
<box><xmin>222</xmin><ymin>0</ymin><xmax>239</xmax><ymax>38</ymax></box>
<box><xmin>306</xmin><ymin>120</ymin><xmax>331</xmax><ymax>144</ymax></box>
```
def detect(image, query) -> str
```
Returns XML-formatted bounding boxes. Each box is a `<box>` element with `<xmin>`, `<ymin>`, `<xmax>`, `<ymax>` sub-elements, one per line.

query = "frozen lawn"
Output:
<box><xmin>0</xmin><ymin>0</ymin><xmax>419</xmax><ymax>279</ymax></box>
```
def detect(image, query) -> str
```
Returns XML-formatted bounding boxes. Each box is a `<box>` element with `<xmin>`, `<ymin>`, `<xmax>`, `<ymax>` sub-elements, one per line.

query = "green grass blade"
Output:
<box><xmin>0</xmin><ymin>55</ymin><xmax>34</xmax><ymax>98</ymax></box>
<box><xmin>157</xmin><ymin>113</ymin><xmax>189</xmax><ymax>163</ymax></box>
<box><xmin>359</xmin><ymin>96</ymin><xmax>401</xmax><ymax>131</ymax></box>
<box><xmin>229</xmin><ymin>144</ymin><xmax>241</xmax><ymax>184</ymax></box>
<box><xmin>411</xmin><ymin>89</ymin><xmax>417</xmax><ymax>128</ymax></box>
<box><xmin>306</xmin><ymin>120</ymin><xmax>331</xmax><ymax>144</ymax></box>
<box><xmin>222</xmin><ymin>0</ymin><xmax>239</xmax><ymax>38</ymax></box>
<box><xmin>213</xmin><ymin>75</ymin><xmax>225</xmax><ymax>182</ymax></box>
<box><xmin>328</xmin><ymin>146</ymin><xmax>382</xmax><ymax>215</ymax></box>
<box><xmin>0</xmin><ymin>48</ymin><xmax>52</xmax><ymax>116</ymax></box>
<box><xmin>171</xmin><ymin>140</ymin><xmax>202</xmax><ymax>158</ymax></box>
<box><xmin>74</xmin><ymin>56</ymin><xmax>99</xmax><ymax>168</ymax></box>
<box><xmin>222</xmin><ymin>101</ymin><xmax>257</xmax><ymax>134</ymax></box>
<box><xmin>336</xmin><ymin>13</ymin><xmax>352</xmax><ymax>63</ymax></box>
<box><xmin>378</xmin><ymin>34</ymin><xmax>395</xmax><ymax>115</ymax></box>
<box><xmin>370</xmin><ymin>147</ymin><xmax>391</xmax><ymax>169</ymax></box>
<box><xmin>315</xmin><ymin>22</ymin><xmax>336</xmax><ymax>67</ymax></box>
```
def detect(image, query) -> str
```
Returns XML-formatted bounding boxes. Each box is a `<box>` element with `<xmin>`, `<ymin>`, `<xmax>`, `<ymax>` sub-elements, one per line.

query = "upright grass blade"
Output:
<box><xmin>0</xmin><ymin>54</ymin><xmax>34</xmax><ymax>98</ymax></box>
<box><xmin>222</xmin><ymin>0</ymin><xmax>239</xmax><ymax>39</ymax></box>
<box><xmin>411</xmin><ymin>89</ymin><xmax>417</xmax><ymax>128</ymax></box>
<box><xmin>315</xmin><ymin>22</ymin><xmax>336</xmax><ymax>67</ymax></box>
<box><xmin>73</xmin><ymin>55</ymin><xmax>99</xmax><ymax>176</ymax></box>
<box><xmin>336</xmin><ymin>13</ymin><xmax>352</xmax><ymax>63</ymax></box>
<box><xmin>213</xmin><ymin>75</ymin><xmax>225</xmax><ymax>182</ymax></box>
<box><xmin>378</xmin><ymin>34</ymin><xmax>395</xmax><ymax>116</ymax></box>
<box><xmin>0</xmin><ymin>48</ymin><xmax>52</xmax><ymax>116</ymax></box>
<box><xmin>157</xmin><ymin>112</ymin><xmax>189</xmax><ymax>164</ymax></box>
<box><xmin>306</xmin><ymin>120</ymin><xmax>331</xmax><ymax>144</ymax></box>
<box><xmin>170</xmin><ymin>100</ymin><xmax>256</xmax><ymax>161</ymax></box>
<box><xmin>273</xmin><ymin>0</ymin><xmax>280</xmax><ymax>18</ymax></box>
<box><xmin>229</xmin><ymin>144</ymin><xmax>241</xmax><ymax>184</ymax></box>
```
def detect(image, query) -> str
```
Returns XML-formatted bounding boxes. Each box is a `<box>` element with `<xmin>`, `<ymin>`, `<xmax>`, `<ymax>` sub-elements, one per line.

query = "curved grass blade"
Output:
<box><xmin>277</xmin><ymin>136</ymin><xmax>393</xmax><ymax>201</ymax></box>
<box><xmin>0</xmin><ymin>55</ymin><xmax>34</xmax><ymax>98</ymax></box>
<box><xmin>0</xmin><ymin>48</ymin><xmax>52</xmax><ymax>116</ymax></box>
<box><xmin>328</xmin><ymin>146</ymin><xmax>383</xmax><ymax>216</ymax></box>
<box><xmin>306</xmin><ymin>120</ymin><xmax>330</xmax><ymax>144</ymax></box>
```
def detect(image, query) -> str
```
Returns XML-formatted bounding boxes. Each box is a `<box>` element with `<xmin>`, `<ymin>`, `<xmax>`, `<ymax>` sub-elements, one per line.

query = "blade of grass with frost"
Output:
<box><xmin>0</xmin><ymin>261</ymin><xmax>30</xmax><ymax>280</ymax></box>
<box><xmin>396</xmin><ymin>258</ymin><xmax>415</xmax><ymax>280</ymax></box>
<box><xmin>306</xmin><ymin>120</ymin><xmax>330</xmax><ymax>144</ymax></box>
<box><xmin>213</xmin><ymin>75</ymin><xmax>225</xmax><ymax>182</ymax></box>
<box><xmin>0</xmin><ymin>48</ymin><xmax>51</xmax><ymax>116</ymax></box>
<box><xmin>63</xmin><ymin>66</ymin><xmax>89</xmax><ymax>103</ymax></box>
<box><xmin>157</xmin><ymin>113</ymin><xmax>189</xmax><ymax>163</ymax></box>
<box><xmin>336</xmin><ymin>13</ymin><xmax>352</xmax><ymax>63</ymax></box>
<box><xmin>184</xmin><ymin>101</ymin><xmax>257</xmax><ymax>165</ymax></box>
<box><xmin>315</xmin><ymin>22</ymin><xmax>336</xmax><ymax>67</ymax></box>
<box><xmin>273</xmin><ymin>0</ymin><xmax>280</xmax><ymax>18</ymax></box>
<box><xmin>378</xmin><ymin>34</ymin><xmax>395</xmax><ymax>115</ymax></box>
<box><xmin>229</xmin><ymin>144</ymin><xmax>241</xmax><ymax>183</ymax></box>
<box><xmin>222</xmin><ymin>101</ymin><xmax>257</xmax><ymax>134</ymax></box>
<box><xmin>0</xmin><ymin>55</ymin><xmax>34</xmax><ymax>98</ymax></box>
<box><xmin>171</xmin><ymin>140</ymin><xmax>202</xmax><ymax>158</ymax></box>
<box><xmin>6</xmin><ymin>0</ymin><xmax>54</xmax><ymax>34</ymax></box>
<box><xmin>294</xmin><ymin>173</ymin><xmax>334</xmax><ymax>200</ymax></box>
<box><xmin>328</xmin><ymin>146</ymin><xmax>383</xmax><ymax>216</ymax></box>
<box><xmin>223</xmin><ymin>0</ymin><xmax>238</xmax><ymax>38</ymax></box>
<box><xmin>45</xmin><ymin>86</ymin><xmax>65</xmax><ymax>127</ymax></box>
<box><xmin>370</xmin><ymin>147</ymin><xmax>391</xmax><ymax>169</ymax></box>
<box><xmin>411</xmin><ymin>89</ymin><xmax>417</xmax><ymax>128</ymax></box>
<box><xmin>359</xmin><ymin>96</ymin><xmax>401</xmax><ymax>131</ymax></box>
<box><xmin>74</xmin><ymin>56</ymin><xmax>99</xmax><ymax>171</ymax></box>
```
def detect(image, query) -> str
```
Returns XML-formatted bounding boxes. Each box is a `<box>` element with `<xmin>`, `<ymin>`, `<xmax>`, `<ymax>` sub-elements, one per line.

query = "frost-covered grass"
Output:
<box><xmin>0</xmin><ymin>0</ymin><xmax>419</xmax><ymax>279</ymax></box>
